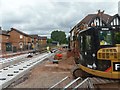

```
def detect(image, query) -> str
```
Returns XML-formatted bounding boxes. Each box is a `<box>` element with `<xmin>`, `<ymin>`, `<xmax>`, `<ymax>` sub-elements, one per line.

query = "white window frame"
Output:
<box><xmin>20</xmin><ymin>35</ymin><xmax>23</xmax><ymax>39</ymax></box>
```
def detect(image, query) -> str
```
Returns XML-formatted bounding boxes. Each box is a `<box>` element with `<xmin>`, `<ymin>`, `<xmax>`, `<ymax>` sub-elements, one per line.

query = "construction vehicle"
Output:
<box><xmin>71</xmin><ymin>26</ymin><xmax>120</xmax><ymax>79</ymax></box>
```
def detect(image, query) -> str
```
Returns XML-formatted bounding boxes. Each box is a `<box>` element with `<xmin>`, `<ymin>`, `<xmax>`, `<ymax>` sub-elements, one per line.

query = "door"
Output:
<box><xmin>6</xmin><ymin>43</ymin><xmax>12</xmax><ymax>51</ymax></box>
<box><xmin>79</xmin><ymin>30</ymin><xmax>97</xmax><ymax>69</ymax></box>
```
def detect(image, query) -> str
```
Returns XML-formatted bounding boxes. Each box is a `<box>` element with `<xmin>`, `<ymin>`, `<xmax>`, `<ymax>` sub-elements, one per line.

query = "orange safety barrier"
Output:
<box><xmin>54</xmin><ymin>53</ymin><xmax>63</xmax><ymax>60</ymax></box>
<box><xmin>56</xmin><ymin>54</ymin><xmax>62</xmax><ymax>58</ymax></box>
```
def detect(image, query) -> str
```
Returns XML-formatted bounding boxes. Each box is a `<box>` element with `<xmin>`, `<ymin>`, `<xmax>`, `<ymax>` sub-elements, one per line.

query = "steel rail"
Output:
<box><xmin>49</xmin><ymin>76</ymin><xmax>69</xmax><ymax>90</ymax></box>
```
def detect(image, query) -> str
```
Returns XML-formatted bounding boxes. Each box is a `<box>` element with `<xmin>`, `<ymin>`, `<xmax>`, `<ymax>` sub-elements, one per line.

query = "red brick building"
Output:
<box><xmin>0</xmin><ymin>28</ymin><xmax>11</xmax><ymax>53</ymax></box>
<box><xmin>0</xmin><ymin>27</ymin><xmax>47</xmax><ymax>53</ymax></box>
<box><xmin>29</xmin><ymin>34</ymin><xmax>39</xmax><ymax>50</ymax></box>
<box><xmin>38</xmin><ymin>36</ymin><xmax>47</xmax><ymax>47</ymax></box>
<box><xmin>8</xmin><ymin>28</ymin><xmax>33</xmax><ymax>52</ymax></box>
<box><xmin>30</xmin><ymin>35</ymin><xmax>47</xmax><ymax>49</ymax></box>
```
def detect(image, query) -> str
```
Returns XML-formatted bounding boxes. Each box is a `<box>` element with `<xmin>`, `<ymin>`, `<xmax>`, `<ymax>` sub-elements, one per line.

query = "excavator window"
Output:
<box><xmin>114</xmin><ymin>31</ymin><xmax>120</xmax><ymax>44</ymax></box>
<box><xmin>99</xmin><ymin>31</ymin><xmax>113</xmax><ymax>45</ymax></box>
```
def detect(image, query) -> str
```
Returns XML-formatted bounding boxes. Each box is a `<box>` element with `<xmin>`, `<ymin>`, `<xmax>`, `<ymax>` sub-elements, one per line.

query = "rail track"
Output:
<box><xmin>0</xmin><ymin>48</ymin><xmax>49</xmax><ymax>69</ymax></box>
<box><xmin>0</xmin><ymin>53</ymin><xmax>30</xmax><ymax>69</ymax></box>
<box><xmin>0</xmin><ymin>52</ymin><xmax>54</xmax><ymax>89</ymax></box>
<box><xmin>49</xmin><ymin>76</ymin><xmax>120</xmax><ymax>89</ymax></box>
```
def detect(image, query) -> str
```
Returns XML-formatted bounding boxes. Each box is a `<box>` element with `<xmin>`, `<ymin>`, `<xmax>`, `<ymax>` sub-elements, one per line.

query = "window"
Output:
<box><xmin>6</xmin><ymin>37</ymin><xmax>9</xmax><ymax>40</ymax></box>
<box><xmin>114</xmin><ymin>31</ymin><xmax>120</xmax><ymax>44</ymax></box>
<box><xmin>19</xmin><ymin>42</ymin><xmax>23</xmax><ymax>48</ymax></box>
<box><xmin>79</xmin><ymin>35</ymin><xmax>92</xmax><ymax>51</ymax></box>
<box><xmin>79</xmin><ymin>36</ymin><xmax>83</xmax><ymax>51</ymax></box>
<box><xmin>20</xmin><ymin>35</ymin><xmax>23</xmax><ymax>39</ymax></box>
<box><xmin>99</xmin><ymin>31</ymin><xmax>112</xmax><ymax>45</ymax></box>
<box><xmin>85</xmin><ymin>35</ymin><xmax>92</xmax><ymax>50</ymax></box>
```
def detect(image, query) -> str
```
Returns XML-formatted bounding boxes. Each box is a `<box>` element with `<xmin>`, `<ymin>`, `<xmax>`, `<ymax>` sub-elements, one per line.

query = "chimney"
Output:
<box><xmin>98</xmin><ymin>10</ymin><xmax>100</xmax><ymax>14</ymax></box>
<box><xmin>101</xmin><ymin>10</ymin><xmax>105</xmax><ymax>14</ymax></box>
<box><xmin>97</xmin><ymin>10</ymin><xmax>104</xmax><ymax>16</ymax></box>
<box><xmin>11</xmin><ymin>27</ymin><xmax>16</xmax><ymax>31</ymax></box>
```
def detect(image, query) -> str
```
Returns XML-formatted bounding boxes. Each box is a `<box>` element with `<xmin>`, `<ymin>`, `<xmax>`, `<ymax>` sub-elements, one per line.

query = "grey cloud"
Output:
<box><xmin>1</xmin><ymin>1</ymin><xmax>119</xmax><ymax>37</ymax></box>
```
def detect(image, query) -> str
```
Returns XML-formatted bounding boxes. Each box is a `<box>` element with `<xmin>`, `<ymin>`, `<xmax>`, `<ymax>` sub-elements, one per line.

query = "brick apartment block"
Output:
<box><xmin>8</xmin><ymin>28</ymin><xmax>33</xmax><ymax>52</ymax></box>
<box><xmin>0</xmin><ymin>29</ymin><xmax>10</xmax><ymax>53</ymax></box>
<box><xmin>0</xmin><ymin>27</ymin><xmax>47</xmax><ymax>53</ymax></box>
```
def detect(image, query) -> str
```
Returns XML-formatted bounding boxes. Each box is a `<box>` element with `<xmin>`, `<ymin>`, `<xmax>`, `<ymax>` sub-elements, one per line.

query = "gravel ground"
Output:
<box><xmin>14</xmin><ymin>51</ymin><xmax>75</xmax><ymax>88</ymax></box>
<box><xmin>12</xmin><ymin>51</ymin><xmax>120</xmax><ymax>89</ymax></box>
<box><xmin>94</xmin><ymin>83</ymin><xmax>120</xmax><ymax>89</ymax></box>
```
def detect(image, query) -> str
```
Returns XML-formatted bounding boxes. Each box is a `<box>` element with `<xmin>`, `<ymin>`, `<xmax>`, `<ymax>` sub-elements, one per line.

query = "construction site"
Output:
<box><xmin>0</xmin><ymin>1</ymin><xmax>120</xmax><ymax>90</ymax></box>
<box><xmin>0</xmin><ymin>47</ymin><xmax>119</xmax><ymax>89</ymax></box>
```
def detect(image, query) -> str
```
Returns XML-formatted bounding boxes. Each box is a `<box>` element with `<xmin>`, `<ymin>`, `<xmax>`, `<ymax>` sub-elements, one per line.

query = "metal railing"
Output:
<box><xmin>73</xmin><ymin>77</ymin><xmax>94</xmax><ymax>89</ymax></box>
<box><xmin>49</xmin><ymin>76</ymin><xmax>69</xmax><ymax>90</ymax></box>
<box><xmin>49</xmin><ymin>77</ymin><xmax>95</xmax><ymax>90</ymax></box>
<box><xmin>63</xmin><ymin>77</ymin><xmax>82</xmax><ymax>89</ymax></box>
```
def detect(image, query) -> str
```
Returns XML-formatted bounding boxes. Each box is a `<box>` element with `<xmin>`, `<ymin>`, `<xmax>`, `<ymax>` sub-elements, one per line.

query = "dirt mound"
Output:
<box><xmin>32</xmin><ymin>52</ymin><xmax>75</xmax><ymax>73</ymax></box>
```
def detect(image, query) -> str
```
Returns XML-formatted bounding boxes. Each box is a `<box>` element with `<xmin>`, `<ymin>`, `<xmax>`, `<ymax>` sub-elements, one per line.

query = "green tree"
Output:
<box><xmin>51</xmin><ymin>30</ymin><xmax>67</xmax><ymax>44</ymax></box>
<box><xmin>47</xmin><ymin>38</ymin><xmax>53</xmax><ymax>44</ymax></box>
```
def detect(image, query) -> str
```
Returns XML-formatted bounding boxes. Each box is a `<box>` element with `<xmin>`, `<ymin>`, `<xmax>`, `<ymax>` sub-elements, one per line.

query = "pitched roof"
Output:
<box><xmin>29</xmin><ymin>35</ymin><xmax>47</xmax><ymax>40</ymax></box>
<box><xmin>0</xmin><ymin>29</ymin><xmax>10</xmax><ymax>36</ymax></box>
<box><xmin>69</xmin><ymin>11</ymin><xmax>115</xmax><ymax>33</ymax></box>
<box><xmin>39</xmin><ymin>36</ymin><xmax>47</xmax><ymax>40</ymax></box>
<box><xmin>77</xmin><ymin>13</ymin><xmax>111</xmax><ymax>26</ymax></box>
<box><xmin>29</xmin><ymin>34</ymin><xmax>39</xmax><ymax>39</ymax></box>
<box><xmin>78</xmin><ymin>14</ymin><xmax>96</xmax><ymax>25</ymax></box>
<box><xmin>9</xmin><ymin>28</ymin><xmax>30</xmax><ymax>37</ymax></box>
<box><xmin>108</xmin><ymin>14</ymin><xmax>120</xmax><ymax>24</ymax></box>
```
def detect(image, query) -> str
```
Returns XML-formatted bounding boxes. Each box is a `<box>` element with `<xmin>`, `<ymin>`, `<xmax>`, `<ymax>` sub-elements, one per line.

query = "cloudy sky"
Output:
<box><xmin>0</xmin><ymin>0</ymin><xmax>120</xmax><ymax>38</ymax></box>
